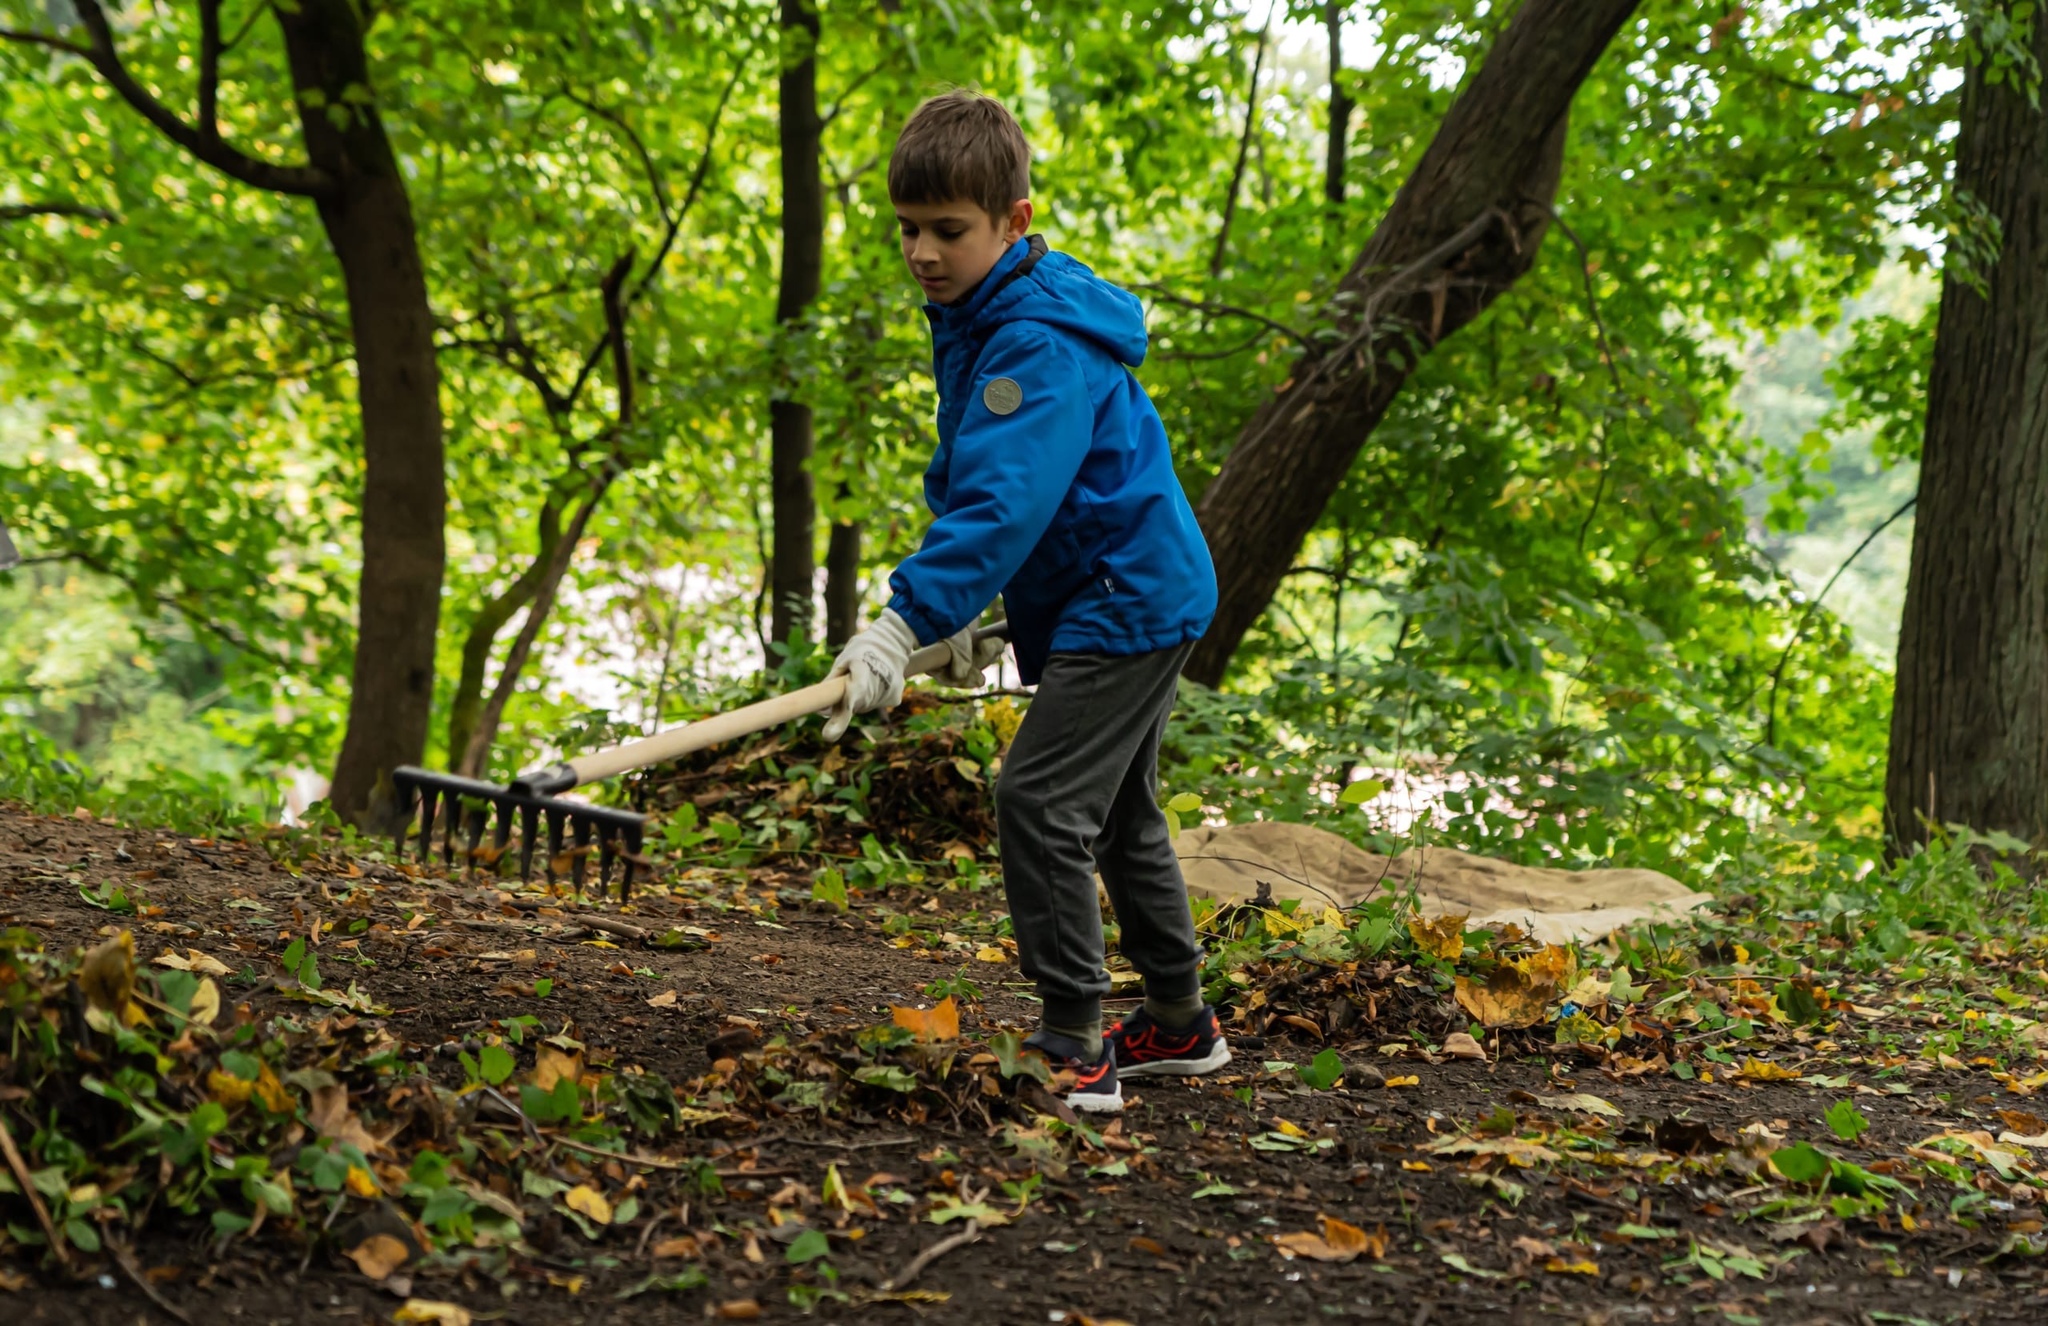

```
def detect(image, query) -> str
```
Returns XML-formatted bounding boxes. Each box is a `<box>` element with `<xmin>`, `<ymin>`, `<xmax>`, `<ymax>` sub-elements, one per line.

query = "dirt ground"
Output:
<box><xmin>4</xmin><ymin>805</ymin><xmax>2046</xmax><ymax>1325</ymax></box>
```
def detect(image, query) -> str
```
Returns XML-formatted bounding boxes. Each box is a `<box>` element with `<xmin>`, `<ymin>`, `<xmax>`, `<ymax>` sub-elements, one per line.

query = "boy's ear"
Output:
<box><xmin>1003</xmin><ymin>198</ymin><xmax>1034</xmax><ymax>243</ymax></box>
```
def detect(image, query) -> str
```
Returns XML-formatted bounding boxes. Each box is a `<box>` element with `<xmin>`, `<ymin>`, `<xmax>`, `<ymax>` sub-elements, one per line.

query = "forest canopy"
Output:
<box><xmin>0</xmin><ymin>0</ymin><xmax>2015</xmax><ymax>880</ymax></box>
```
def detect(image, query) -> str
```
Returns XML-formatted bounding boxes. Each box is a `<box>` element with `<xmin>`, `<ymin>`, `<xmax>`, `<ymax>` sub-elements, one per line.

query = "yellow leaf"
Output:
<box><xmin>346</xmin><ymin>1233</ymin><xmax>409</xmax><ymax>1280</ymax></box>
<box><xmin>344</xmin><ymin>1166</ymin><xmax>381</xmax><ymax>1198</ymax></box>
<box><xmin>207</xmin><ymin>1069</ymin><xmax>255</xmax><ymax>1106</ymax></box>
<box><xmin>80</xmin><ymin>932</ymin><xmax>135</xmax><ymax>1012</ymax></box>
<box><xmin>1274</xmin><ymin>1118</ymin><xmax>1307</xmax><ymax>1138</ymax></box>
<box><xmin>1401</xmin><ymin>1160</ymin><xmax>1433</xmax><ymax>1172</ymax></box>
<box><xmin>1275</xmin><ymin>1215</ymin><xmax>1387</xmax><ymax>1262</ymax></box>
<box><xmin>394</xmin><ymin>1303</ymin><xmax>471</xmax><ymax>1326</ymax></box>
<box><xmin>890</xmin><ymin>996</ymin><xmax>960</xmax><ymax>1042</ymax></box>
<box><xmin>252</xmin><ymin>1063</ymin><xmax>293</xmax><ymax>1114</ymax></box>
<box><xmin>1545</xmin><ymin>1256</ymin><xmax>1600</xmax><ymax>1275</ymax></box>
<box><xmin>646</xmin><ymin>989</ymin><xmax>678</xmax><ymax>1008</ymax></box>
<box><xmin>1736</xmin><ymin>1057</ymin><xmax>1802</xmax><ymax>1082</ymax></box>
<box><xmin>1454</xmin><ymin>972</ymin><xmax>1547</xmax><ymax>1029</ymax></box>
<box><xmin>533</xmin><ymin>1045</ymin><xmax>583</xmax><ymax>1092</ymax></box>
<box><xmin>153</xmin><ymin>949</ymin><xmax>231</xmax><ymax>976</ymax></box>
<box><xmin>1407</xmin><ymin>915</ymin><xmax>1466</xmax><ymax>961</ymax></box>
<box><xmin>1384</xmin><ymin>1075</ymin><xmax>1419</xmax><ymax>1088</ymax></box>
<box><xmin>975</xmin><ymin>946</ymin><xmax>1007</xmax><ymax>963</ymax></box>
<box><xmin>188</xmin><ymin>977</ymin><xmax>221</xmax><ymax>1026</ymax></box>
<box><xmin>565</xmin><ymin>1183</ymin><xmax>613</xmax><ymax>1225</ymax></box>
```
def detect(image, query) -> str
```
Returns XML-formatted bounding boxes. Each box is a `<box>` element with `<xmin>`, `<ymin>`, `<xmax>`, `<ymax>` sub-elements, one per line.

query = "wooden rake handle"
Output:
<box><xmin>518</xmin><ymin>620</ymin><xmax>1010</xmax><ymax>793</ymax></box>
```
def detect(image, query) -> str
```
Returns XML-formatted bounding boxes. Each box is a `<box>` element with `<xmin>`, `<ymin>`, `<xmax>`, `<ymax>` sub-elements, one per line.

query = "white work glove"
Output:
<box><xmin>821</xmin><ymin>609</ymin><xmax>920</xmax><ymax>743</ymax></box>
<box><xmin>934</xmin><ymin>623</ymin><xmax>1007</xmax><ymax>687</ymax></box>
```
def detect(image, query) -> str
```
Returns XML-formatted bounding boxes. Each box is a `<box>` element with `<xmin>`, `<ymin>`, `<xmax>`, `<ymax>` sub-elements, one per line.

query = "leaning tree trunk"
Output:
<box><xmin>1185</xmin><ymin>0</ymin><xmax>1639</xmax><ymax>686</ymax></box>
<box><xmin>275</xmin><ymin>0</ymin><xmax>446</xmax><ymax>829</ymax></box>
<box><xmin>770</xmin><ymin>0</ymin><xmax>823</xmax><ymax>650</ymax></box>
<box><xmin>1884</xmin><ymin>15</ymin><xmax>2048</xmax><ymax>849</ymax></box>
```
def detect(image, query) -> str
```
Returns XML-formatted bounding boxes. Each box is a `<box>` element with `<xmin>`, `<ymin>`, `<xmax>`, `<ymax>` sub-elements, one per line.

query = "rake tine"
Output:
<box><xmin>572</xmin><ymin>818</ymin><xmax>593</xmax><ymax>892</ymax></box>
<box><xmin>621</xmin><ymin>823</ymin><xmax>643</xmax><ymax>901</ymax></box>
<box><xmin>439</xmin><ymin>795</ymin><xmax>459</xmax><ymax>870</ymax></box>
<box><xmin>415</xmin><ymin>784</ymin><xmax>439</xmax><ymax>866</ymax></box>
<box><xmin>464</xmin><ymin>805</ymin><xmax>487</xmax><ymax>875</ymax></box>
<box><xmin>519</xmin><ymin>804</ymin><xmax>539</xmax><ymax>883</ymax></box>
<box><xmin>492</xmin><ymin>800</ymin><xmax>513</xmax><ymax>877</ymax></box>
<box><xmin>599</xmin><ymin>832</ymin><xmax>616</xmax><ymax>898</ymax></box>
<box><xmin>546</xmin><ymin>809</ymin><xmax>565</xmax><ymax>886</ymax></box>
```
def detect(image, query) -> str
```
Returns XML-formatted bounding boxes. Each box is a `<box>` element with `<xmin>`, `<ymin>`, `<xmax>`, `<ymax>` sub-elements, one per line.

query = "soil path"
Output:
<box><xmin>2</xmin><ymin>806</ymin><xmax>2042</xmax><ymax>1324</ymax></box>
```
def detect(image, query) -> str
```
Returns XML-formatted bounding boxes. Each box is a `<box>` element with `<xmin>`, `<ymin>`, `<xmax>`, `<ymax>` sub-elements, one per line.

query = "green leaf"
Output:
<box><xmin>478</xmin><ymin>1044</ymin><xmax>516</xmax><ymax>1086</ymax></box>
<box><xmin>811</xmin><ymin>868</ymin><xmax>847</xmax><ymax>911</ymax></box>
<box><xmin>784</xmin><ymin>1228</ymin><xmax>831</xmax><ymax>1264</ymax></box>
<box><xmin>534</xmin><ymin>978</ymin><xmax>554</xmax><ymax>998</ymax></box>
<box><xmin>988</xmin><ymin>1031</ymin><xmax>1051</xmax><ymax>1086</ymax></box>
<box><xmin>1338</xmin><ymin>777</ymin><xmax>1385</xmax><ymax>806</ymax></box>
<box><xmin>1770</xmin><ymin>1142</ymin><xmax>1831</xmax><ymax>1183</ymax></box>
<box><xmin>1824</xmin><ymin>1098</ymin><xmax>1870</xmax><ymax>1143</ymax></box>
<box><xmin>853</xmin><ymin>1065</ymin><xmax>918</xmax><ymax>1093</ymax></box>
<box><xmin>63</xmin><ymin>1216</ymin><xmax>101</xmax><ymax>1253</ymax></box>
<box><xmin>1166</xmin><ymin>792</ymin><xmax>1203</xmax><ymax>815</ymax></box>
<box><xmin>281</xmin><ymin>937</ymin><xmax>306</xmax><ymax>973</ymax></box>
<box><xmin>1190</xmin><ymin>1180</ymin><xmax>1239</xmax><ymax>1199</ymax></box>
<box><xmin>1297</xmin><ymin>1048</ymin><xmax>1345</xmax><ymax>1091</ymax></box>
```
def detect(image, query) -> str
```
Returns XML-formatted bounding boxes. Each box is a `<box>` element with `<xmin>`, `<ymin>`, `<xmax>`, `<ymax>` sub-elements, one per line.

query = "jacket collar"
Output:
<box><xmin>926</xmin><ymin>234</ymin><xmax>1049</xmax><ymax>334</ymax></box>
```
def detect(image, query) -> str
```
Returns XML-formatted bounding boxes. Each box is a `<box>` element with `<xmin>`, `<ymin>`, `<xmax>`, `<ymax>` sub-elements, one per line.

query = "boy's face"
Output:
<box><xmin>895</xmin><ymin>197</ymin><xmax>1033</xmax><ymax>305</ymax></box>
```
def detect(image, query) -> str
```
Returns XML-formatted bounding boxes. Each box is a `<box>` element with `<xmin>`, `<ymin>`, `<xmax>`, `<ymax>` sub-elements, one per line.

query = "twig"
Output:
<box><xmin>549</xmin><ymin>1135</ymin><xmax>702</xmax><ymax>1171</ymax></box>
<box><xmin>773</xmin><ymin>1135</ymin><xmax>919</xmax><ymax>1151</ymax></box>
<box><xmin>1762</xmin><ymin>494</ymin><xmax>1917</xmax><ymax>748</ymax></box>
<box><xmin>879</xmin><ymin>1218</ymin><xmax>983</xmax><ymax>1293</ymax></box>
<box><xmin>573</xmin><ymin>914</ymin><xmax>649</xmax><ymax>942</ymax></box>
<box><xmin>0</xmin><ymin>1114</ymin><xmax>69</xmax><ymax>1270</ymax></box>
<box><xmin>109</xmin><ymin>1238</ymin><xmax>194</xmax><ymax>1324</ymax></box>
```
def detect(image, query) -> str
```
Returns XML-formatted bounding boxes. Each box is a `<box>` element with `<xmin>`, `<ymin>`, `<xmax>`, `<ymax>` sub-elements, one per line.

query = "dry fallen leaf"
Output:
<box><xmin>1454</xmin><ymin>969</ymin><xmax>1549</xmax><ymax>1029</ymax></box>
<box><xmin>533</xmin><ymin>1044</ymin><xmax>583</xmax><ymax>1092</ymax></box>
<box><xmin>1442</xmin><ymin>1032</ymin><xmax>1487</xmax><ymax>1060</ymax></box>
<box><xmin>1273</xmin><ymin>1214</ymin><xmax>1387</xmax><ymax>1263</ymax></box>
<box><xmin>79</xmin><ymin>931</ymin><xmax>136</xmax><ymax>1012</ymax></box>
<box><xmin>1545</xmin><ymin>1256</ymin><xmax>1600</xmax><ymax>1275</ymax></box>
<box><xmin>152</xmin><ymin>948</ymin><xmax>231</xmax><ymax>975</ymax></box>
<box><xmin>645</xmin><ymin>989</ymin><xmax>679</xmax><ymax>1008</ymax></box>
<box><xmin>1547</xmin><ymin>1092</ymin><xmax>1621</xmax><ymax>1117</ymax></box>
<box><xmin>1512</xmin><ymin>1235</ymin><xmax>1557</xmax><ymax>1258</ymax></box>
<box><xmin>1384</xmin><ymin>1074</ymin><xmax>1420</xmax><ymax>1088</ymax></box>
<box><xmin>713</xmin><ymin>1301</ymin><xmax>762</xmax><ymax>1320</ymax></box>
<box><xmin>347</xmin><ymin>1233</ymin><xmax>410</xmax><ymax>1280</ymax></box>
<box><xmin>890</xmin><ymin>996</ymin><xmax>960</xmax><ymax>1042</ymax></box>
<box><xmin>564</xmin><ymin>1183</ymin><xmax>613</xmax><ymax>1225</ymax></box>
<box><xmin>187</xmin><ymin>976</ymin><xmax>221</xmax><ymax>1026</ymax></box>
<box><xmin>308</xmin><ymin>1084</ymin><xmax>387</xmax><ymax>1155</ymax></box>
<box><xmin>1407</xmin><ymin>914</ymin><xmax>1466</xmax><ymax>961</ymax></box>
<box><xmin>393</xmin><ymin>1303</ymin><xmax>471</xmax><ymax>1326</ymax></box>
<box><xmin>650</xmin><ymin>1235</ymin><xmax>702</xmax><ymax>1259</ymax></box>
<box><xmin>1736</xmin><ymin>1057</ymin><xmax>1802</xmax><ymax>1082</ymax></box>
<box><xmin>0</xmin><ymin>1268</ymin><xmax>27</xmax><ymax>1292</ymax></box>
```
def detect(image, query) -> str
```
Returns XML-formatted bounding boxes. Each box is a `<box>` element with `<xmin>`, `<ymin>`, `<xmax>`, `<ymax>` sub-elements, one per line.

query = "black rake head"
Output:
<box><xmin>390</xmin><ymin>766</ymin><xmax>648</xmax><ymax>900</ymax></box>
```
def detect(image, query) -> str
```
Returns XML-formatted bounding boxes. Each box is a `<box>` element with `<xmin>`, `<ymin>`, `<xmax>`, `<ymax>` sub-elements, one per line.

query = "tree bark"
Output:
<box><xmin>1884</xmin><ymin>14</ymin><xmax>2048</xmax><ymax>848</ymax></box>
<box><xmin>1185</xmin><ymin>0</ymin><xmax>1638</xmax><ymax>687</ymax></box>
<box><xmin>771</xmin><ymin>0</ymin><xmax>823</xmax><ymax>650</ymax></box>
<box><xmin>273</xmin><ymin>0</ymin><xmax>445</xmax><ymax>828</ymax></box>
<box><xmin>1325</xmin><ymin>1</ymin><xmax>1351</xmax><ymax>214</ymax></box>
<box><xmin>824</xmin><ymin>506</ymin><xmax>863</xmax><ymax>647</ymax></box>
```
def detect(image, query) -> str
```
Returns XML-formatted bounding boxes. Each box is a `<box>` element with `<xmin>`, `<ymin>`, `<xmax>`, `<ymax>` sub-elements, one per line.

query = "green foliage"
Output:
<box><xmin>1825</xmin><ymin>1099</ymin><xmax>1871</xmax><ymax>1143</ymax></box>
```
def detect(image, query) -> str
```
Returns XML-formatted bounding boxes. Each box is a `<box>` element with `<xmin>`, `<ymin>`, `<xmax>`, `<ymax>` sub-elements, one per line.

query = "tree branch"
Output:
<box><xmin>1132</xmin><ymin>284</ymin><xmax>1315</xmax><ymax>352</ymax></box>
<box><xmin>65</xmin><ymin>0</ymin><xmax>335</xmax><ymax>198</ymax></box>
<box><xmin>1211</xmin><ymin>17</ymin><xmax>1271</xmax><ymax>279</ymax></box>
<box><xmin>198</xmin><ymin>0</ymin><xmax>222</xmax><ymax>142</ymax></box>
<box><xmin>0</xmin><ymin>202</ymin><xmax>116</xmax><ymax>223</ymax></box>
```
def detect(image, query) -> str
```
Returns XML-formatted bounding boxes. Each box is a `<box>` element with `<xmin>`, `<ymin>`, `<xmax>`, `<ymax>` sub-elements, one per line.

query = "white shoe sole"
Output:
<box><xmin>1117</xmin><ymin>1038</ymin><xmax>1232</xmax><ymax>1079</ymax></box>
<box><xmin>1066</xmin><ymin>1085</ymin><xmax>1125</xmax><ymax>1114</ymax></box>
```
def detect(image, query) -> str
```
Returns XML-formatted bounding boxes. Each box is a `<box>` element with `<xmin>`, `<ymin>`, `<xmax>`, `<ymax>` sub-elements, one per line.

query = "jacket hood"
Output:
<box><xmin>929</xmin><ymin>235</ymin><xmax>1149</xmax><ymax>368</ymax></box>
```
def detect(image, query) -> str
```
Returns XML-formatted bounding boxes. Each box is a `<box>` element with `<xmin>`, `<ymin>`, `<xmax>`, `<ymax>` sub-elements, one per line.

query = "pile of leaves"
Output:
<box><xmin>631</xmin><ymin>693</ymin><xmax>1015</xmax><ymax>870</ymax></box>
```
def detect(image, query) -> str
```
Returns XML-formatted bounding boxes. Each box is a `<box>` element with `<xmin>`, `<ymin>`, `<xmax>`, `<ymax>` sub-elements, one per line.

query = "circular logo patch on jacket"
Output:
<box><xmin>983</xmin><ymin>377</ymin><xmax>1023</xmax><ymax>415</ymax></box>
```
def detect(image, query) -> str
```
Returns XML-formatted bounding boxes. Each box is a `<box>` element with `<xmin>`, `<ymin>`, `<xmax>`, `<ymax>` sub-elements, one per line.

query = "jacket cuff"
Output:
<box><xmin>884</xmin><ymin>592</ymin><xmax>944</xmax><ymax>647</ymax></box>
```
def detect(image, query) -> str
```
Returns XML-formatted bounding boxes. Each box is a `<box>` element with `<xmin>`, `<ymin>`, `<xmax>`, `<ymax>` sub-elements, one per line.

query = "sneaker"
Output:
<box><xmin>1023</xmin><ymin>1030</ymin><xmax>1124</xmax><ymax>1114</ymax></box>
<box><xmin>1108</xmin><ymin>1005</ymin><xmax>1232</xmax><ymax>1078</ymax></box>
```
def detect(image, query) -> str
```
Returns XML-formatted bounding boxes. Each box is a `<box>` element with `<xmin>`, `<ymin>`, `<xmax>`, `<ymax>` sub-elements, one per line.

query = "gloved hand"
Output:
<box><xmin>821</xmin><ymin>609</ymin><xmax>921</xmax><ymax>743</ymax></box>
<box><xmin>933</xmin><ymin>623</ymin><xmax>1007</xmax><ymax>687</ymax></box>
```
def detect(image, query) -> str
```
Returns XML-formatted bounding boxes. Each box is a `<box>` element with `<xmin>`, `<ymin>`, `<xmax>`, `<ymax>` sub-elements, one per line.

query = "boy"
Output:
<box><xmin>820</xmin><ymin>90</ymin><xmax>1229</xmax><ymax>1113</ymax></box>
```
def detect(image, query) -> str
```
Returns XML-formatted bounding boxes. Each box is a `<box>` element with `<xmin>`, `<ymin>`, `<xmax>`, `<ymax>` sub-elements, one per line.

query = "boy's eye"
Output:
<box><xmin>936</xmin><ymin>227</ymin><xmax>963</xmax><ymax>240</ymax></box>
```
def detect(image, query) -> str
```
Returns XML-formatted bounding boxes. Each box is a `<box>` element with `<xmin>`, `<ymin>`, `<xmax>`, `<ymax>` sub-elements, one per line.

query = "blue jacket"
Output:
<box><xmin>885</xmin><ymin>235</ymin><xmax>1217</xmax><ymax>685</ymax></box>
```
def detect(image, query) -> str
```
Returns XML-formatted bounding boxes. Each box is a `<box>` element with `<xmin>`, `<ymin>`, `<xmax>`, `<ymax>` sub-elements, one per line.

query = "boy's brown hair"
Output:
<box><xmin>888</xmin><ymin>90</ymin><xmax>1030</xmax><ymax>221</ymax></box>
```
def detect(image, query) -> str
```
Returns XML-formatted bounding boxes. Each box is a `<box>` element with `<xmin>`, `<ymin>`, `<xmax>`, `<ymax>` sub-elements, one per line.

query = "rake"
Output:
<box><xmin>391</xmin><ymin>621</ymin><xmax>1009</xmax><ymax>900</ymax></box>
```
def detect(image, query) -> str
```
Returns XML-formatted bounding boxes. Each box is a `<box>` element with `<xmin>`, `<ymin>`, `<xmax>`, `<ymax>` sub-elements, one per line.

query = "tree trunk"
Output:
<box><xmin>824</xmin><ymin>507</ymin><xmax>863</xmax><ymax>648</ymax></box>
<box><xmin>1185</xmin><ymin>0</ymin><xmax>1638</xmax><ymax>687</ymax></box>
<box><xmin>445</xmin><ymin>501</ymin><xmax>561</xmax><ymax>768</ymax></box>
<box><xmin>275</xmin><ymin>0</ymin><xmax>446</xmax><ymax>827</ymax></box>
<box><xmin>1325</xmin><ymin>1</ymin><xmax>1351</xmax><ymax>214</ymax></box>
<box><xmin>1884</xmin><ymin>15</ymin><xmax>2048</xmax><ymax>848</ymax></box>
<box><xmin>771</xmin><ymin>0</ymin><xmax>823</xmax><ymax>650</ymax></box>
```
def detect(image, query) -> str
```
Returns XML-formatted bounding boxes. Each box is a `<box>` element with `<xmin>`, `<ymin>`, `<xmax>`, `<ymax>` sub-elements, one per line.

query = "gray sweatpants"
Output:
<box><xmin>995</xmin><ymin>643</ymin><xmax>1204</xmax><ymax>1030</ymax></box>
